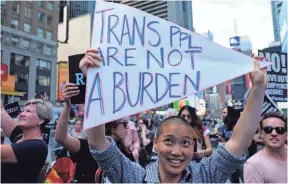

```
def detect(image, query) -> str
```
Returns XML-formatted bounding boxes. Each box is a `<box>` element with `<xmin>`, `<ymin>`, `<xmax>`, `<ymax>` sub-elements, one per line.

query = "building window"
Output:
<box><xmin>11</xmin><ymin>19</ymin><xmax>19</xmax><ymax>29</ymax></box>
<box><xmin>37</xmin><ymin>75</ymin><xmax>50</xmax><ymax>86</ymax></box>
<box><xmin>182</xmin><ymin>1</ymin><xmax>186</xmax><ymax>11</ymax></box>
<box><xmin>24</xmin><ymin>23</ymin><xmax>31</xmax><ymax>33</ymax></box>
<box><xmin>47</xmin><ymin>2</ymin><xmax>53</xmax><ymax>11</ymax></box>
<box><xmin>46</xmin><ymin>31</ymin><xmax>52</xmax><ymax>40</ymax></box>
<box><xmin>37</xmin><ymin>1</ymin><xmax>45</xmax><ymax>8</ymax></box>
<box><xmin>11</xmin><ymin>36</ymin><xmax>19</xmax><ymax>47</ymax></box>
<box><xmin>47</xmin><ymin>16</ymin><xmax>53</xmax><ymax>26</ymax></box>
<box><xmin>37</xmin><ymin>12</ymin><xmax>45</xmax><ymax>24</ymax></box>
<box><xmin>37</xmin><ymin>28</ymin><xmax>44</xmax><ymax>38</ymax></box>
<box><xmin>12</xmin><ymin>2</ymin><xmax>20</xmax><ymax>13</ymax></box>
<box><xmin>43</xmin><ymin>45</ymin><xmax>52</xmax><ymax>56</ymax></box>
<box><xmin>10</xmin><ymin>53</ymin><xmax>30</xmax><ymax>67</ymax></box>
<box><xmin>1</xmin><ymin>0</ymin><xmax>6</xmax><ymax>8</ymax></box>
<box><xmin>37</xmin><ymin>59</ymin><xmax>51</xmax><ymax>70</ymax></box>
<box><xmin>20</xmin><ymin>38</ymin><xmax>30</xmax><ymax>50</ymax></box>
<box><xmin>37</xmin><ymin>43</ymin><xmax>43</xmax><ymax>53</ymax></box>
<box><xmin>35</xmin><ymin>92</ymin><xmax>49</xmax><ymax>101</ymax></box>
<box><xmin>16</xmin><ymin>72</ymin><xmax>29</xmax><ymax>84</ymax></box>
<box><xmin>1</xmin><ymin>16</ymin><xmax>4</xmax><ymax>25</ymax></box>
<box><xmin>24</xmin><ymin>7</ymin><xmax>32</xmax><ymax>18</ymax></box>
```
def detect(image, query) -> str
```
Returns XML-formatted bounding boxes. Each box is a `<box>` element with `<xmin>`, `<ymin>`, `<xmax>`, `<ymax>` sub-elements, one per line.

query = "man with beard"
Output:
<box><xmin>244</xmin><ymin>112</ymin><xmax>287</xmax><ymax>183</ymax></box>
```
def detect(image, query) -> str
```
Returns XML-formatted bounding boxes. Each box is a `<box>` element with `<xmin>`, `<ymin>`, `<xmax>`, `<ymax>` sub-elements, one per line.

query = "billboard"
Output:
<box><xmin>229</xmin><ymin>36</ymin><xmax>240</xmax><ymax>46</ymax></box>
<box><xmin>57</xmin><ymin>62</ymin><xmax>69</xmax><ymax>101</ymax></box>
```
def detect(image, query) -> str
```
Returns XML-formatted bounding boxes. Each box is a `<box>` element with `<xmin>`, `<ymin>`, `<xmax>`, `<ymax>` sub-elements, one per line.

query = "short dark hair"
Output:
<box><xmin>260</xmin><ymin>112</ymin><xmax>287</xmax><ymax>130</ymax></box>
<box><xmin>156</xmin><ymin>116</ymin><xmax>194</xmax><ymax>139</ymax></box>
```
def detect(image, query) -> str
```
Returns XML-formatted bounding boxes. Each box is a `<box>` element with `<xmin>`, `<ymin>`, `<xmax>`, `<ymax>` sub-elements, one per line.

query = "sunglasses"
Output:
<box><xmin>263</xmin><ymin>126</ymin><xmax>286</xmax><ymax>135</ymax></box>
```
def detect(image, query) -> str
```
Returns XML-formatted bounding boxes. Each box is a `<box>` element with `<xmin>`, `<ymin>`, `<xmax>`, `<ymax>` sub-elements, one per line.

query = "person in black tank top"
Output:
<box><xmin>55</xmin><ymin>83</ymin><xmax>98</xmax><ymax>183</ymax></box>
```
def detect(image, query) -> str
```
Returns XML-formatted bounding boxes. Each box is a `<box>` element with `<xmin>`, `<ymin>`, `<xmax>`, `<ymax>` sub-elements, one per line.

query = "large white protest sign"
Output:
<box><xmin>84</xmin><ymin>2</ymin><xmax>271</xmax><ymax>129</ymax></box>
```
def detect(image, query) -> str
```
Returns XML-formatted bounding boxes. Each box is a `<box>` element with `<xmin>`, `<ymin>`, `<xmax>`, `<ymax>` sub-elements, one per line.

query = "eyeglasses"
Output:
<box><xmin>263</xmin><ymin>126</ymin><xmax>286</xmax><ymax>135</ymax></box>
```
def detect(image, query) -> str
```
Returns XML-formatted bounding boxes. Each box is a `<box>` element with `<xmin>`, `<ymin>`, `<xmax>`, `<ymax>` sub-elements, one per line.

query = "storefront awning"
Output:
<box><xmin>1</xmin><ymin>90</ymin><xmax>24</xmax><ymax>96</ymax></box>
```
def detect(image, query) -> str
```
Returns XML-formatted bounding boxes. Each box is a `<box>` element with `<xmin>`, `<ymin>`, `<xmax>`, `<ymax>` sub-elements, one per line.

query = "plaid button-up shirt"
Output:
<box><xmin>90</xmin><ymin>137</ymin><xmax>246</xmax><ymax>183</ymax></box>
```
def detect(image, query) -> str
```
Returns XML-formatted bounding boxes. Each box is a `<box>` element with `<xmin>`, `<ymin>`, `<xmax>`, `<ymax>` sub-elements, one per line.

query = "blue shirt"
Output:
<box><xmin>90</xmin><ymin>137</ymin><xmax>246</xmax><ymax>183</ymax></box>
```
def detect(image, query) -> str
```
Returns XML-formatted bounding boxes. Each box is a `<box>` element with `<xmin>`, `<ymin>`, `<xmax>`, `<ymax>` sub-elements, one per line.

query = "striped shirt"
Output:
<box><xmin>90</xmin><ymin>137</ymin><xmax>246</xmax><ymax>183</ymax></box>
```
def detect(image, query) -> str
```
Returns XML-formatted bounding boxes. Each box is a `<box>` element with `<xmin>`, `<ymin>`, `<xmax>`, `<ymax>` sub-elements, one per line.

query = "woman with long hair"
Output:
<box><xmin>105</xmin><ymin>119</ymin><xmax>135</xmax><ymax>162</ymax></box>
<box><xmin>178</xmin><ymin>105</ymin><xmax>213</xmax><ymax>160</ymax></box>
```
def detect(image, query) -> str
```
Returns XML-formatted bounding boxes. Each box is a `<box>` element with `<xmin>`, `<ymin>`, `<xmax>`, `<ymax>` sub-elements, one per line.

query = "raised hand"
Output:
<box><xmin>249</xmin><ymin>55</ymin><xmax>268</xmax><ymax>89</ymax></box>
<box><xmin>79</xmin><ymin>49</ymin><xmax>102</xmax><ymax>77</ymax></box>
<box><xmin>62</xmin><ymin>83</ymin><xmax>80</xmax><ymax>105</ymax></box>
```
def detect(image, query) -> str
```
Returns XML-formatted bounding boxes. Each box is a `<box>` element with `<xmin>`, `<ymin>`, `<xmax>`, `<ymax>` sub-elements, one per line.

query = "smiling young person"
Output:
<box><xmin>80</xmin><ymin>49</ymin><xmax>268</xmax><ymax>183</ymax></box>
<box><xmin>1</xmin><ymin>99</ymin><xmax>53</xmax><ymax>183</ymax></box>
<box><xmin>244</xmin><ymin>112</ymin><xmax>287</xmax><ymax>183</ymax></box>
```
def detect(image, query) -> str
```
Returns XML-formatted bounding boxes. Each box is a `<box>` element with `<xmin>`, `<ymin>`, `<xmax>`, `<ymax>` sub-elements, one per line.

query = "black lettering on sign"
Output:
<box><xmin>4</xmin><ymin>102</ymin><xmax>21</xmax><ymax>118</ymax></box>
<box><xmin>258</xmin><ymin>50</ymin><xmax>287</xmax><ymax>103</ymax></box>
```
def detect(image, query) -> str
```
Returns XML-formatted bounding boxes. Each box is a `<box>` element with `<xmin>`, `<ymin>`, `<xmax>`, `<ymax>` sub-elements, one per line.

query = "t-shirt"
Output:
<box><xmin>1</xmin><ymin>139</ymin><xmax>48</xmax><ymax>183</ymax></box>
<box><xmin>244</xmin><ymin>150</ymin><xmax>287</xmax><ymax>183</ymax></box>
<box><xmin>70</xmin><ymin>138</ymin><xmax>99</xmax><ymax>183</ymax></box>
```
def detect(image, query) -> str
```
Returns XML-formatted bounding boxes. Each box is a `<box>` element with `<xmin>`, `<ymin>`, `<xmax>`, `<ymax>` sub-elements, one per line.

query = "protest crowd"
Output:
<box><xmin>0</xmin><ymin>2</ymin><xmax>287</xmax><ymax>184</ymax></box>
<box><xmin>1</xmin><ymin>48</ymin><xmax>287</xmax><ymax>183</ymax></box>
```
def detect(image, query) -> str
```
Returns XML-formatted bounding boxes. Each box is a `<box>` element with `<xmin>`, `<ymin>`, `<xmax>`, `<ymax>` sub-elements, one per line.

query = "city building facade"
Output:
<box><xmin>279</xmin><ymin>0</ymin><xmax>287</xmax><ymax>53</ymax></box>
<box><xmin>115</xmin><ymin>0</ymin><xmax>194</xmax><ymax>31</ymax></box>
<box><xmin>1</xmin><ymin>1</ymin><xmax>59</xmax><ymax>105</ymax></box>
<box><xmin>271</xmin><ymin>0</ymin><xmax>283</xmax><ymax>41</ymax></box>
<box><xmin>228</xmin><ymin>35</ymin><xmax>252</xmax><ymax>107</ymax></box>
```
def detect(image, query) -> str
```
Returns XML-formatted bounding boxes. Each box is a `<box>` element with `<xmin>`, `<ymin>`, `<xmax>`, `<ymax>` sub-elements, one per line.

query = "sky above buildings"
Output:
<box><xmin>193</xmin><ymin>0</ymin><xmax>274</xmax><ymax>53</ymax></box>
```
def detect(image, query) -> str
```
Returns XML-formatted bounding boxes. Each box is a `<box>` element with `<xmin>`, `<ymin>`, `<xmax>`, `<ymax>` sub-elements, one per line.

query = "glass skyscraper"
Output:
<box><xmin>271</xmin><ymin>0</ymin><xmax>283</xmax><ymax>41</ymax></box>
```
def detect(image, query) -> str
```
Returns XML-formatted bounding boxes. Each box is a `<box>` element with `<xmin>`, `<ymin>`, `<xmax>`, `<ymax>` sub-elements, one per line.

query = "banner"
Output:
<box><xmin>4</xmin><ymin>101</ymin><xmax>21</xmax><ymax>118</ymax></box>
<box><xmin>84</xmin><ymin>2</ymin><xmax>271</xmax><ymax>129</ymax></box>
<box><xmin>258</xmin><ymin>51</ymin><xmax>287</xmax><ymax>103</ymax></box>
<box><xmin>244</xmin><ymin>88</ymin><xmax>282</xmax><ymax>116</ymax></box>
<box><xmin>57</xmin><ymin>62</ymin><xmax>69</xmax><ymax>101</ymax></box>
<box><xmin>68</xmin><ymin>54</ymin><xmax>86</xmax><ymax>104</ymax></box>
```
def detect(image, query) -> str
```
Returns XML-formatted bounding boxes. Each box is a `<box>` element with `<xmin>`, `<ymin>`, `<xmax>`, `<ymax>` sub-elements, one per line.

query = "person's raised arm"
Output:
<box><xmin>78</xmin><ymin>49</ymin><xmax>110</xmax><ymax>150</ymax></box>
<box><xmin>82</xmin><ymin>49</ymin><xmax>145</xmax><ymax>182</ymax></box>
<box><xmin>225</xmin><ymin>59</ymin><xmax>268</xmax><ymax>156</ymax></box>
<box><xmin>55</xmin><ymin>83</ymin><xmax>81</xmax><ymax>153</ymax></box>
<box><xmin>0</xmin><ymin>101</ymin><xmax>17</xmax><ymax>138</ymax></box>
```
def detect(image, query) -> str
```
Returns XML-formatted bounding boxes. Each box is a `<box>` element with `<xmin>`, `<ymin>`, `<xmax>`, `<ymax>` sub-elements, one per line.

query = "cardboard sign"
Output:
<box><xmin>84</xmin><ymin>2</ymin><xmax>271</xmax><ymax>129</ymax></box>
<box><xmin>68</xmin><ymin>54</ymin><xmax>86</xmax><ymax>104</ymax></box>
<box><xmin>244</xmin><ymin>88</ymin><xmax>282</xmax><ymax>116</ymax></box>
<box><xmin>258</xmin><ymin>51</ymin><xmax>287</xmax><ymax>103</ymax></box>
<box><xmin>4</xmin><ymin>102</ymin><xmax>21</xmax><ymax>118</ymax></box>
